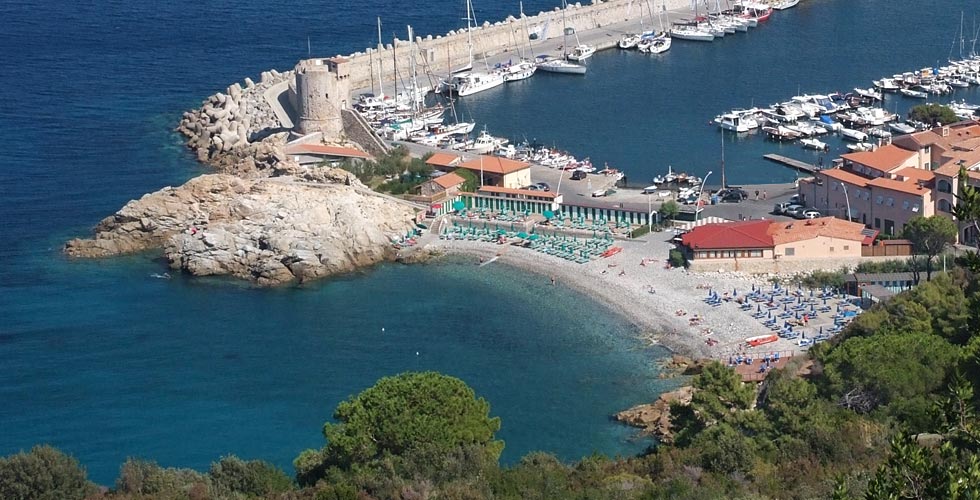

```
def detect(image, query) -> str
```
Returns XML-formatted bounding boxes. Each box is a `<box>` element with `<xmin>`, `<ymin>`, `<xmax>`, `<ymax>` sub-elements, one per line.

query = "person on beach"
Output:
<box><xmin>755</xmin><ymin>190</ymin><xmax>760</xmax><ymax>201</ymax></box>
<box><xmin>550</xmin><ymin>275</ymin><xmax>556</xmax><ymax>286</ymax></box>
<box><xmin>762</xmin><ymin>190</ymin><xmax>767</xmax><ymax>200</ymax></box>
<box><xmin>619</xmin><ymin>269</ymin><xmax>626</xmax><ymax>277</ymax></box>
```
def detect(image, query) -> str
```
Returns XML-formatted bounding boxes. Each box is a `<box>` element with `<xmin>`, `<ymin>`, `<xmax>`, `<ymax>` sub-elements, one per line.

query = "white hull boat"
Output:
<box><xmin>772</xmin><ymin>0</ymin><xmax>799</xmax><ymax>9</ymax></box>
<box><xmin>840</xmin><ymin>128</ymin><xmax>869</xmax><ymax>142</ymax></box>
<box><xmin>619</xmin><ymin>33</ymin><xmax>641</xmax><ymax>49</ymax></box>
<box><xmin>670</xmin><ymin>26</ymin><xmax>714</xmax><ymax>41</ymax></box>
<box><xmin>888</xmin><ymin>122</ymin><xmax>916</xmax><ymax>135</ymax></box>
<box><xmin>465</xmin><ymin>130</ymin><xmax>508</xmax><ymax>154</ymax></box>
<box><xmin>566</xmin><ymin>44</ymin><xmax>596</xmax><ymax>61</ymax></box>
<box><xmin>502</xmin><ymin>60</ymin><xmax>537</xmax><ymax>82</ymax></box>
<box><xmin>537</xmin><ymin>57</ymin><xmax>587</xmax><ymax>74</ymax></box>
<box><xmin>899</xmin><ymin>88</ymin><xmax>929</xmax><ymax>98</ymax></box>
<box><xmin>846</xmin><ymin>142</ymin><xmax>874</xmax><ymax>152</ymax></box>
<box><xmin>801</xmin><ymin>138</ymin><xmax>828</xmax><ymax>151</ymax></box>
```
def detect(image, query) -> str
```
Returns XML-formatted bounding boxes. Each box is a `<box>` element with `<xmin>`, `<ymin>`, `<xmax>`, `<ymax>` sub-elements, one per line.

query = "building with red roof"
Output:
<box><xmin>679</xmin><ymin>218</ymin><xmax>873</xmax><ymax>272</ymax></box>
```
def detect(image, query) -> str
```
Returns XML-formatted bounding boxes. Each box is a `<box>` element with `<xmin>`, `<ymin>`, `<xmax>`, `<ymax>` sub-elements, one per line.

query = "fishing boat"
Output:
<box><xmin>566</xmin><ymin>43</ymin><xmax>596</xmax><ymax>62</ymax></box>
<box><xmin>465</xmin><ymin>129</ymin><xmax>508</xmax><ymax>154</ymax></box>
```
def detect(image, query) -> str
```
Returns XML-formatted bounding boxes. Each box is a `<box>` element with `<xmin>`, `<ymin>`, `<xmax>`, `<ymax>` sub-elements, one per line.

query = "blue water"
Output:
<box><xmin>0</xmin><ymin>0</ymin><xmax>977</xmax><ymax>485</ymax></box>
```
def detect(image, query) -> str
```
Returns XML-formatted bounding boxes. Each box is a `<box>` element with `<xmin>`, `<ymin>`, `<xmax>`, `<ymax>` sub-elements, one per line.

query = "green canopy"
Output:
<box><xmin>497</xmin><ymin>229</ymin><xmax>507</xmax><ymax>235</ymax></box>
<box><xmin>517</xmin><ymin>232</ymin><xmax>529</xmax><ymax>239</ymax></box>
<box><xmin>543</xmin><ymin>210</ymin><xmax>554</xmax><ymax>219</ymax></box>
<box><xmin>452</xmin><ymin>200</ymin><xmax>466</xmax><ymax>211</ymax></box>
<box><xmin>528</xmin><ymin>234</ymin><xmax>541</xmax><ymax>241</ymax></box>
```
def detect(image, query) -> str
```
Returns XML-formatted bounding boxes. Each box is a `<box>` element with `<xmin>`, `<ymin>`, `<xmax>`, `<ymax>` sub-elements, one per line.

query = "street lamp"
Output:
<box><xmin>840</xmin><ymin>182</ymin><xmax>851</xmax><ymax>222</ymax></box>
<box><xmin>695</xmin><ymin>170</ymin><xmax>713</xmax><ymax>225</ymax></box>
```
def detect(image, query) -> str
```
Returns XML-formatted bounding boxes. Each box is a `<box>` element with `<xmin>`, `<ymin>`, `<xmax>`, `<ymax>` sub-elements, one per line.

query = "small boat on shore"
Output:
<box><xmin>745</xmin><ymin>334</ymin><xmax>778</xmax><ymax>347</ymax></box>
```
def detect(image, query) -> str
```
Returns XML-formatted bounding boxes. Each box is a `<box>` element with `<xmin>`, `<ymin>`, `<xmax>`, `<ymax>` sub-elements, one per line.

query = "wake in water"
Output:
<box><xmin>150</xmin><ymin>272</ymin><xmax>171</xmax><ymax>279</ymax></box>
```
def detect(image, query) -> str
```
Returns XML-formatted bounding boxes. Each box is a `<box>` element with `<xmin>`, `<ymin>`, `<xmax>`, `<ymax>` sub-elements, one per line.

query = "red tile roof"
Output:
<box><xmin>819</xmin><ymin>168</ymin><xmax>870</xmax><ymax>188</ymax></box>
<box><xmin>680</xmin><ymin>220</ymin><xmax>773</xmax><ymax>250</ymax></box>
<box><xmin>768</xmin><ymin>217</ymin><xmax>868</xmax><ymax>245</ymax></box>
<box><xmin>894</xmin><ymin>167</ymin><xmax>935</xmax><ymax>183</ymax></box>
<box><xmin>867</xmin><ymin>177</ymin><xmax>930</xmax><ymax>196</ymax></box>
<box><xmin>426</xmin><ymin>152</ymin><xmax>462</xmax><ymax>168</ymax></box>
<box><xmin>477</xmin><ymin>185</ymin><xmax>557</xmax><ymax>199</ymax></box>
<box><xmin>841</xmin><ymin>144</ymin><xmax>916</xmax><ymax>173</ymax></box>
<box><xmin>284</xmin><ymin>144</ymin><xmax>372</xmax><ymax>159</ymax></box>
<box><xmin>432</xmin><ymin>172</ymin><xmax>465</xmax><ymax>189</ymax></box>
<box><xmin>458</xmin><ymin>156</ymin><xmax>530</xmax><ymax>175</ymax></box>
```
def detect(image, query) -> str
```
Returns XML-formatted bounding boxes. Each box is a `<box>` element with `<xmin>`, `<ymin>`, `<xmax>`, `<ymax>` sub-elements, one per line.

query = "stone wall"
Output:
<box><xmin>323</xmin><ymin>0</ymin><xmax>695</xmax><ymax>93</ymax></box>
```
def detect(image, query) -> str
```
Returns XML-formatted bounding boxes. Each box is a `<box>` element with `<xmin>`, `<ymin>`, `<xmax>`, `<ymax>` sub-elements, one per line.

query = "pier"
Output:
<box><xmin>763</xmin><ymin>154</ymin><xmax>820</xmax><ymax>175</ymax></box>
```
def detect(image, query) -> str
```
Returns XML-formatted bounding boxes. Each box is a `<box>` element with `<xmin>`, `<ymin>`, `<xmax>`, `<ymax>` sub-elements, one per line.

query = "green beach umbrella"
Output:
<box><xmin>529</xmin><ymin>234</ymin><xmax>540</xmax><ymax>241</ymax></box>
<box><xmin>452</xmin><ymin>200</ymin><xmax>465</xmax><ymax>211</ymax></box>
<box><xmin>543</xmin><ymin>210</ymin><xmax>554</xmax><ymax>219</ymax></box>
<box><xmin>517</xmin><ymin>232</ymin><xmax>529</xmax><ymax>239</ymax></box>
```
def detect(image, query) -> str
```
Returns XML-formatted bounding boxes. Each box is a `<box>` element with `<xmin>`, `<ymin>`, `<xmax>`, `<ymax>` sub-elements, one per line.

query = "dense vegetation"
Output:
<box><xmin>908</xmin><ymin>103</ymin><xmax>959</xmax><ymax>126</ymax></box>
<box><xmin>5</xmin><ymin>252</ymin><xmax>980</xmax><ymax>498</ymax></box>
<box><xmin>337</xmin><ymin>146</ymin><xmax>434</xmax><ymax>195</ymax></box>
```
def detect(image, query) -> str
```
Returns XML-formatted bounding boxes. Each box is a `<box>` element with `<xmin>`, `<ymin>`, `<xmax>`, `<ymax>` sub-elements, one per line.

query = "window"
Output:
<box><xmin>938</xmin><ymin>179</ymin><xmax>952</xmax><ymax>193</ymax></box>
<box><xmin>886</xmin><ymin>197</ymin><xmax>894</xmax><ymax>206</ymax></box>
<box><xmin>843</xmin><ymin>245</ymin><xmax>850</xmax><ymax>251</ymax></box>
<box><xmin>750</xmin><ymin>250</ymin><xmax>763</xmax><ymax>257</ymax></box>
<box><xmin>874</xmin><ymin>218</ymin><xmax>881</xmax><ymax>229</ymax></box>
<box><xmin>784</xmin><ymin>247</ymin><xmax>795</xmax><ymax>256</ymax></box>
<box><xmin>912</xmin><ymin>203</ymin><xmax>920</xmax><ymax>213</ymax></box>
<box><xmin>876</xmin><ymin>195</ymin><xmax>884</xmax><ymax>205</ymax></box>
<box><xmin>829</xmin><ymin>247</ymin><xmax>835</xmax><ymax>252</ymax></box>
<box><xmin>938</xmin><ymin>199</ymin><xmax>952</xmax><ymax>212</ymax></box>
<box><xmin>833</xmin><ymin>183</ymin><xmax>839</xmax><ymax>191</ymax></box>
<box><xmin>903</xmin><ymin>200</ymin><xmax>910</xmax><ymax>210</ymax></box>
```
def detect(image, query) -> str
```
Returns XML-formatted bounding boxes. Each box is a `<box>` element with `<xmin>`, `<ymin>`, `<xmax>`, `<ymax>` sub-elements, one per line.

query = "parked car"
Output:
<box><xmin>570</xmin><ymin>170</ymin><xmax>587</xmax><ymax>180</ymax></box>
<box><xmin>524</xmin><ymin>184</ymin><xmax>541</xmax><ymax>191</ymax></box>
<box><xmin>788</xmin><ymin>194</ymin><xmax>802</xmax><ymax>205</ymax></box>
<box><xmin>720</xmin><ymin>190</ymin><xmax>747</xmax><ymax>203</ymax></box>
<box><xmin>802</xmin><ymin>210</ymin><xmax>821</xmax><ymax>219</ymax></box>
<box><xmin>773</xmin><ymin>202</ymin><xmax>791</xmax><ymax>214</ymax></box>
<box><xmin>788</xmin><ymin>206</ymin><xmax>809</xmax><ymax>219</ymax></box>
<box><xmin>534</xmin><ymin>182</ymin><xmax>551</xmax><ymax>192</ymax></box>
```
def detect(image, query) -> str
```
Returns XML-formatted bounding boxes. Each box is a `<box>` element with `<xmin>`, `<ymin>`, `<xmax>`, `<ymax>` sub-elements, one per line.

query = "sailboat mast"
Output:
<box><xmin>392</xmin><ymin>32</ymin><xmax>398</xmax><ymax>99</ymax></box>
<box><xmin>720</xmin><ymin>132</ymin><xmax>726</xmax><ymax>189</ymax></box>
<box><xmin>466</xmin><ymin>0</ymin><xmax>475</xmax><ymax>69</ymax></box>
<box><xmin>377</xmin><ymin>17</ymin><xmax>385</xmax><ymax>98</ymax></box>
<box><xmin>521</xmin><ymin>1</ymin><xmax>535</xmax><ymax>59</ymax></box>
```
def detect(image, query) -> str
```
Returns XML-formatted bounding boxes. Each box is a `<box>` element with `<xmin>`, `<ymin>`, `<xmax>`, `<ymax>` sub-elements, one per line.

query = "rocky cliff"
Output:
<box><xmin>614</xmin><ymin>386</ymin><xmax>693</xmax><ymax>443</ymax></box>
<box><xmin>65</xmin><ymin>171</ymin><xmax>418</xmax><ymax>286</ymax></box>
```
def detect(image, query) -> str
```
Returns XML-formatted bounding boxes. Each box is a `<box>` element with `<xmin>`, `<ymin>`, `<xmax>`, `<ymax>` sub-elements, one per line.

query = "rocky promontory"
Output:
<box><xmin>614</xmin><ymin>386</ymin><xmax>693</xmax><ymax>443</ymax></box>
<box><xmin>65</xmin><ymin>170</ymin><xmax>417</xmax><ymax>286</ymax></box>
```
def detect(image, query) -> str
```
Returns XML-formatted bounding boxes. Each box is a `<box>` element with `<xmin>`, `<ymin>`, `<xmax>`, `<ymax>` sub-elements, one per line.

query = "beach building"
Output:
<box><xmin>802</xmin><ymin>121</ymin><xmax>980</xmax><ymax>245</ymax></box>
<box><xmin>679</xmin><ymin>217</ymin><xmax>873</xmax><ymax>272</ymax></box>
<box><xmin>425</xmin><ymin>153</ymin><xmax>531</xmax><ymax>189</ymax></box>
<box><xmin>468</xmin><ymin>185</ymin><xmax>562</xmax><ymax>213</ymax></box>
<box><xmin>417</xmin><ymin>171</ymin><xmax>466</xmax><ymax>197</ymax></box>
<box><xmin>844</xmin><ymin>272</ymin><xmax>930</xmax><ymax>305</ymax></box>
<box><xmin>283</xmin><ymin>143</ymin><xmax>372</xmax><ymax>166</ymax></box>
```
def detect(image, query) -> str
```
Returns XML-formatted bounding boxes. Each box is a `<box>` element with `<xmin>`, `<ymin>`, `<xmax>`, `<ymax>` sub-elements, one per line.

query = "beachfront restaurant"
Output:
<box><xmin>462</xmin><ymin>186</ymin><xmax>562</xmax><ymax>214</ymax></box>
<box><xmin>426</xmin><ymin>153</ymin><xmax>531</xmax><ymax>190</ymax></box>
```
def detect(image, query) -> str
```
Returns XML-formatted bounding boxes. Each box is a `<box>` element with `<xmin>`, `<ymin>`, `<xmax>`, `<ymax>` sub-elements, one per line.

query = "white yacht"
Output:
<box><xmin>840</xmin><ymin>128</ymin><xmax>869</xmax><ymax>142</ymax></box>
<box><xmin>888</xmin><ymin>122</ymin><xmax>917</xmax><ymax>135</ymax></box>
<box><xmin>619</xmin><ymin>33</ymin><xmax>642</xmax><ymax>49</ymax></box>
<box><xmin>670</xmin><ymin>25</ymin><xmax>714</xmax><ymax>42</ymax></box>
<box><xmin>465</xmin><ymin>130</ymin><xmax>509</xmax><ymax>154</ymax></box>
<box><xmin>714</xmin><ymin>112</ymin><xmax>759</xmax><ymax>132</ymax></box>
<box><xmin>448</xmin><ymin>71</ymin><xmax>505</xmax><ymax>97</ymax></box>
<box><xmin>801</xmin><ymin>138</ymin><xmax>828</xmax><ymax>151</ymax></box>
<box><xmin>537</xmin><ymin>57</ymin><xmax>587</xmax><ymax>74</ymax></box>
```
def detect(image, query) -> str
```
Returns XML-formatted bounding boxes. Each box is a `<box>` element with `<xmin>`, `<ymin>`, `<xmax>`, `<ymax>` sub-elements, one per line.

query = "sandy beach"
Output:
<box><xmin>420</xmin><ymin>231</ymin><xmax>814</xmax><ymax>360</ymax></box>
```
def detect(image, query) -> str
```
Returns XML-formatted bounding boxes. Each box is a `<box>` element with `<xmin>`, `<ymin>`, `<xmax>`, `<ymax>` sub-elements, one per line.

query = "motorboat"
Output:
<box><xmin>840</xmin><ymin>128</ymin><xmax>869</xmax><ymax>142</ymax></box>
<box><xmin>853</xmin><ymin>87</ymin><xmax>883</xmax><ymax>101</ymax></box>
<box><xmin>501</xmin><ymin>60</ymin><xmax>537</xmax><ymax>82</ymax></box>
<box><xmin>536</xmin><ymin>56</ymin><xmax>587</xmax><ymax>74</ymax></box>
<box><xmin>763</xmin><ymin>125</ymin><xmax>803</xmax><ymax>141</ymax></box>
<box><xmin>638</xmin><ymin>32</ymin><xmax>671</xmax><ymax>53</ymax></box>
<box><xmin>817</xmin><ymin>114</ymin><xmax>844</xmax><ymax>132</ymax></box>
<box><xmin>801</xmin><ymin>138</ymin><xmax>829</xmax><ymax>151</ymax></box>
<box><xmin>619</xmin><ymin>33</ymin><xmax>642</xmax><ymax>49</ymax></box>
<box><xmin>846</xmin><ymin>142</ymin><xmax>874</xmax><ymax>152</ymax></box>
<box><xmin>772</xmin><ymin>0</ymin><xmax>799</xmax><ymax>9</ymax></box>
<box><xmin>566</xmin><ymin>44</ymin><xmax>596</xmax><ymax>62</ymax></box>
<box><xmin>465</xmin><ymin>130</ymin><xmax>508</xmax><ymax>154</ymax></box>
<box><xmin>899</xmin><ymin>88</ymin><xmax>929</xmax><ymax>98</ymax></box>
<box><xmin>714</xmin><ymin>112</ymin><xmax>758</xmax><ymax>132</ymax></box>
<box><xmin>888</xmin><ymin>122</ymin><xmax>917</xmax><ymax>135</ymax></box>
<box><xmin>868</xmin><ymin>127</ymin><xmax>893</xmax><ymax>139</ymax></box>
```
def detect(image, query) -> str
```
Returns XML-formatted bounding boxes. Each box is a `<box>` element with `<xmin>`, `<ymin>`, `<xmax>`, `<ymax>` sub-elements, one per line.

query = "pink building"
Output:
<box><xmin>803</xmin><ymin>121</ymin><xmax>980</xmax><ymax>243</ymax></box>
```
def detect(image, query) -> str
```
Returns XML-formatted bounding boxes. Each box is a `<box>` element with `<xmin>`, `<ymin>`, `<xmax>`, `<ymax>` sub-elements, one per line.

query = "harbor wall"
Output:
<box><xmin>326</xmin><ymin>0</ymin><xmax>695</xmax><ymax>94</ymax></box>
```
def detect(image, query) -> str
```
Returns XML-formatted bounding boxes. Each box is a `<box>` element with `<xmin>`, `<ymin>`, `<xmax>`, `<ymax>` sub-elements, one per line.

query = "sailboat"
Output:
<box><xmin>618</xmin><ymin>0</ymin><xmax>647</xmax><ymax>49</ymax></box>
<box><xmin>502</xmin><ymin>1</ymin><xmax>538</xmax><ymax>82</ymax></box>
<box><xmin>538</xmin><ymin>0</ymin><xmax>587</xmax><ymax>74</ymax></box>
<box><xmin>638</xmin><ymin>0</ymin><xmax>671</xmax><ymax>54</ymax></box>
<box><xmin>445</xmin><ymin>0</ymin><xmax>505</xmax><ymax>96</ymax></box>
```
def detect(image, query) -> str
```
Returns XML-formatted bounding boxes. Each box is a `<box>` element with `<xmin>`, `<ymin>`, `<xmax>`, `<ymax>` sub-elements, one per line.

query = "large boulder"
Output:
<box><xmin>65</xmin><ymin>173</ymin><xmax>417</xmax><ymax>286</ymax></box>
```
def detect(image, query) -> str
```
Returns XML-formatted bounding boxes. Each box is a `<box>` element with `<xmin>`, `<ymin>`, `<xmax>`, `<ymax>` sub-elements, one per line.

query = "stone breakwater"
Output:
<box><xmin>65</xmin><ymin>171</ymin><xmax>418</xmax><ymax>286</ymax></box>
<box><xmin>176</xmin><ymin>69</ymin><xmax>294</xmax><ymax>168</ymax></box>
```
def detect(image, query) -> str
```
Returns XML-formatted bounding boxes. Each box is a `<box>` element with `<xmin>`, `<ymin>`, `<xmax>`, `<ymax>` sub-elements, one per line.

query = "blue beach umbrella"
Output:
<box><xmin>453</xmin><ymin>200</ymin><xmax>465</xmax><ymax>212</ymax></box>
<box><xmin>543</xmin><ymin>210</ymin><xmax>554</xmax><ymax>220</ymax></box>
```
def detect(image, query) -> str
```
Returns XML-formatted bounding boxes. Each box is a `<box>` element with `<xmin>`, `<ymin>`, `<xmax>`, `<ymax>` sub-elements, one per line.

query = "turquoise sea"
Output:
<box><xmin>1</xmin><ymin>0</ymin><xmax>979</xmax><ymax>485</ymax></box>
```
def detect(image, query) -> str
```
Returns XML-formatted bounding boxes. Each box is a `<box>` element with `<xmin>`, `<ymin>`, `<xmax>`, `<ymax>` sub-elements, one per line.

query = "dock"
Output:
<box><xmin>763</xmin><ymin>154</ymin><xmax>820</xmax><ymax>174</ymax></box>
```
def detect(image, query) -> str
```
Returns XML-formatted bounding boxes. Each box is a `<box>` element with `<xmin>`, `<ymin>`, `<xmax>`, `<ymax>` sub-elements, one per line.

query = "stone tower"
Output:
<box><xmin>294</xmin><ymin>57</ymin><xmax>350</xmax><ymax>138</ymax></box>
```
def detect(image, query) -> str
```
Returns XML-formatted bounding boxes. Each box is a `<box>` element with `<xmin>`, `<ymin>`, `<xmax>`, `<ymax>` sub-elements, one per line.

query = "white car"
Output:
<box><xmin>802</xmin><ymin>210</ymin><xmax>821</xmax><ymax>219</ymax></box>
